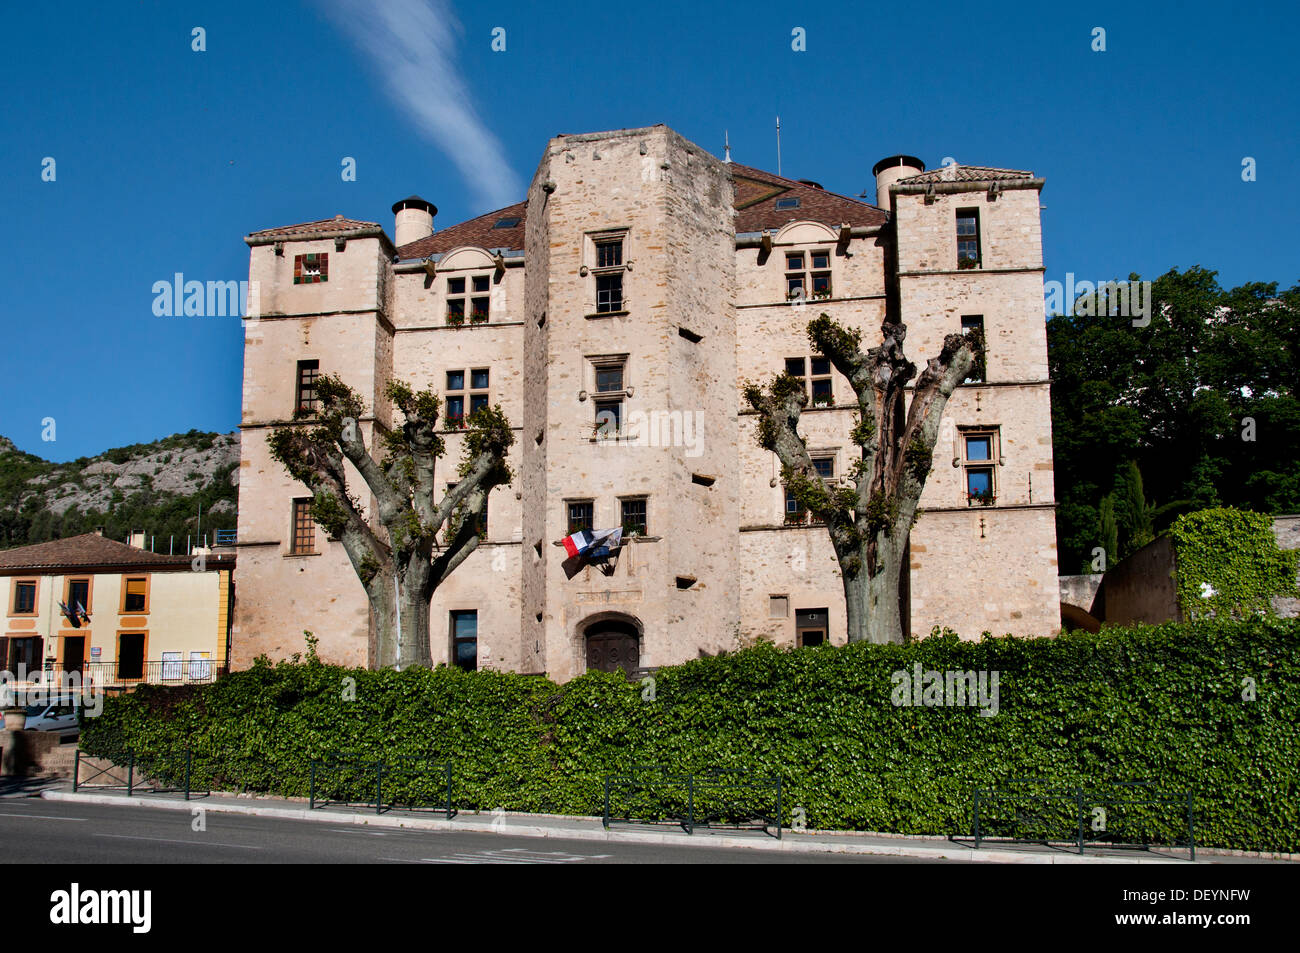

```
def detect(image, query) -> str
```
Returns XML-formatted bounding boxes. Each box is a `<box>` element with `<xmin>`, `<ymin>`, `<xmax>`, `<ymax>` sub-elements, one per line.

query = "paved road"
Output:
<box><xmin>0</xmin><ymin>797</ymin><xmax>941</xmax><ymax>864</ymax></box>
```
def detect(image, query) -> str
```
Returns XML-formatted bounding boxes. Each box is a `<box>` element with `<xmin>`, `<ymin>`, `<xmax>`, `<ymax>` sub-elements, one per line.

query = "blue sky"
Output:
<box><xmin>1</xmin><ymin>0</ymin><xmax>1296</xmax><ymax>461</ymax></box>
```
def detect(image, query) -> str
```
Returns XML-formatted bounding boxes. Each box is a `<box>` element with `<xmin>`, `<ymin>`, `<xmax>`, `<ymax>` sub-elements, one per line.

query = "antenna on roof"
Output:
<box><xmin>775</xmin><ymin>117</ymin><xmax>782</xmax><ymax>176</ymax></box>
<box><xmin>723</xmin><ymin>130</ymin><xmax>731</xmax><ymax>164</ymax></box>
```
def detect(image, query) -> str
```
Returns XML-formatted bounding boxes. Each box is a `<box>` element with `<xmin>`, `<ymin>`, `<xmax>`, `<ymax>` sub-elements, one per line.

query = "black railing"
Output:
<box><xmin>603</xmin><ymin>765</ymin><xmax>783</xmax><ymax>839</ymax></box>
<box><xmin>971</xmin><ymin>778</ymin><xmax>1196</xmax><ymax>859</ymax></box>
<box><xmin>34</xmin><ymin>660</ymin><xmax>229</xmax><ymax>689</ymax></box>
<box><xmin>309</xmin><ymin>752</ymin><xmax>456</xmax><ymax>818</ymax></box>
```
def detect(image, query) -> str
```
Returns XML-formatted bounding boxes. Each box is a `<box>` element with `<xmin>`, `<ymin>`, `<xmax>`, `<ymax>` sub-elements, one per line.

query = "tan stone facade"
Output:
<box><xmin>232</xmin><ymin>124</ymin><xmax>1060</xmax><ymax>678</ymax></box>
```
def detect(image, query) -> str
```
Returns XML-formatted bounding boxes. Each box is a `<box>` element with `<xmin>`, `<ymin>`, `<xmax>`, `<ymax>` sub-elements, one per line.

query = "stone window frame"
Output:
<box><xmin>585</xmin><ymin>228</ymin><xmax>630</xmax><ymax>316</ymax></box>
<box><xmin>586</xmin><ymin>353</ymin><xmax>630</xmax><ymax>439</ymax></box>
<box><xmin>783</xmin><ymin>450</ymin><xmax>836</xmax><ymax>524</ymax></box>
<box><xmin>446</xmin><ymin>272</ymin><xmax>492</xmax><ymax>325</ymax></box>
<box><xmin>959</xmin><ymin>425</ymin><xmax>1001</xmax><ymax>506</ymax></box>
<box><xmin>295</xmin><ymin>359</ymin><xmax>320</xmax><ymax>417</ymax></box>
<box><xmin>785</xmin><ymin>248</ymin><xmax>832</xmax><ymax>301</ymax></box>
<box><xmin>784</xmin><ymin>355</ymin><xmax>834</xmax><ymax>406</ymax></box>
<box><xmin>956</xmin><ymin>208</ymin><xmax>982</xmax><ymax>269</ymax></box>
<box><xmin>444</xmin><ymin>367</ymin><xmax>490</xmax><ymax>430</ymax></box>
<box><xmin>960</xmin><ymin>315</ymin><xmax>986</xmax><ymax>383</ymax></box>
<box><xmin>290</xmin><ymin>499</ymin><xmax>316</xmax><ymax>555</ymax></box>
<box><xmin>566</xmin><ymin>499</ymin><xmax>595</xmax><ymax>535</ymax></box>
<box><xmin>619</xmin><ymin>495</ymin><xmax>648</xmax><ymax>538</ymax></box>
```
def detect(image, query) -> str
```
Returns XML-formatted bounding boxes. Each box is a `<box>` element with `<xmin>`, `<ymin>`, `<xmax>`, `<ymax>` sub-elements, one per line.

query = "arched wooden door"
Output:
<box><xmin>585</xmin><ymin>619</ymin><xmax>640</xmax><ymax>674</ymax></box>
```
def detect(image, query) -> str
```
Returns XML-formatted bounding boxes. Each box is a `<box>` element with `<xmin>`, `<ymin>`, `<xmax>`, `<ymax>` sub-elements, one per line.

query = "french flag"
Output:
<box><xmin>561</xmin><ymin>527</ymin><xmax>622</xmax><ymax>559</ymax></box>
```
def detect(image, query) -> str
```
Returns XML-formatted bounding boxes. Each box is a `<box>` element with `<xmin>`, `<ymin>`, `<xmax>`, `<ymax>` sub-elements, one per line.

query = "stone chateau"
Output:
<box><xmin>233</xmin><ymin>124</ymin><xmax>1059</xmax><ymax>679</ymax></box>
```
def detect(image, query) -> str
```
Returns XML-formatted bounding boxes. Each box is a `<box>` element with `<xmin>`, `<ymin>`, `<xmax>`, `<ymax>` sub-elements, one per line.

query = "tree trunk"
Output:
<box><xmin>365</xmin><ymin>567</ymin><xmax>432</xmax><ymax>669</ymax></box>
<box><xmin>395</xmin><ymin>574</ymin><xmax>432</xmax><ymax>669</ymax></box>
<box><xmin>842</xmin><ymin>564</ymin><xmax>871</xmax><ymax>644</ymax></box>
<box><xmin>864</xmin><ymin>532</ymin><xmax>907</xmax><ymax>645</ymax></box>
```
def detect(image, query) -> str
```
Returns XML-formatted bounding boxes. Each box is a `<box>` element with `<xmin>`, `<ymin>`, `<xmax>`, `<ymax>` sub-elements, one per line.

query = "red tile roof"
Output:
<box><xmin>897</xmin><ymin>164</ymin><xmax>1034</xmax><ymax>184</ymax></box>
<box><xmin>246</xmin><ymin>215</ymin><xmax>385</xmax><ymax>241</ymax></box>
<box><xmin>392</xmin><ymin>164</ymin><xmax>885</xmax><ymax>258</ymax></box>
<box><xmin>728</xmin><ymin>163</ymin><xmax>887</xmax><ymax>233</ymax></box>
<box><xmin>0</xmin><ymin>534</ymin><xmax>233</xmax><ymax>573</ymax></box>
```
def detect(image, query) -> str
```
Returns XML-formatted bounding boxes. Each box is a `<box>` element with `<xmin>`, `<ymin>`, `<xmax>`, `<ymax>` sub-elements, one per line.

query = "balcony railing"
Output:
<box><xmin>26</xmin><ymin>660</ymin><xmax>230</xmax><ymax>690</ymax></box>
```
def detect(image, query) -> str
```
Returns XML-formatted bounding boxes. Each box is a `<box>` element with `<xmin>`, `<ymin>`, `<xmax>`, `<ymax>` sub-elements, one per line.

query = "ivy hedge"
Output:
<box><xmin>80</xmin><ymin>618</ymin><xmax>1300</xmax><ymax>852</ymax></box>
<box><xmin>1170</xmin><ymin>507</ymin><xmax>1299</xmax><ymax>619</ymax></box>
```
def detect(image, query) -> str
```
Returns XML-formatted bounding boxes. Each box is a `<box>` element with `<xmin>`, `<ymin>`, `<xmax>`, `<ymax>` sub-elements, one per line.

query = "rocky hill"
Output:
<box><xmin>0</xmin><ymin>431</ymin><xmax>240</xmax><ymax>551</ymax></box>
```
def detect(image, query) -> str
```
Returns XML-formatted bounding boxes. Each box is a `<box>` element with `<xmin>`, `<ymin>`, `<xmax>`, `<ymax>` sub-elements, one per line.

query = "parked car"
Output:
<box><xmin>23</xmin><ymin>701</ymin><xmax>80</xmax><ymax>740</ymax></box>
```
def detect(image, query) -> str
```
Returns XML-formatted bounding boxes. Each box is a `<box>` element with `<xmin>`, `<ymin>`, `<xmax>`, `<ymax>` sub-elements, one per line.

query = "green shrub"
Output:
<box><xmin>80</xmin><ymin>618</ymin><xmax>1300</xmax><ymax>852</ymax></box>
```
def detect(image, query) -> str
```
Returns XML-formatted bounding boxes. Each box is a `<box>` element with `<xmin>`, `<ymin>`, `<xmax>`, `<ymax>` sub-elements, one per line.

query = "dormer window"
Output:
<box><xmin>447</xmin><ymin>274</ymin><xmax>491</xmax><ymax>325</ymax></box>
<box><xmin>493</xmin><ymin>217</ymin><xmax>520</xmax><ymax>229</ymax></box>
<box><xmin>786</xmin><ymin>250</ymin><xmax>832</xmax><ymax>300</ymax></box>
<box><xmin>775</xmin><ymin>197</ymin><xmax>800</xmax><ymax>210</ymax></box>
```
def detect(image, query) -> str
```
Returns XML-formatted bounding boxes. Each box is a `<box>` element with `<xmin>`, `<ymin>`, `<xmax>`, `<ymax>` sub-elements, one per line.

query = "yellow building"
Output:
<box><xmin>0</xmin><ymin>532</ymin><xmax>234</xmax><ymax>692</ymax></box>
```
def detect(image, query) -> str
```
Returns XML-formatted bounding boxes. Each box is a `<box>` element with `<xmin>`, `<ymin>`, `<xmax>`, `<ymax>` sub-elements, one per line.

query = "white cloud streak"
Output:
<box><xmin>318</xmin><ymin>0</ymin><xmax>521</xmax><ymax>210</ymax></box>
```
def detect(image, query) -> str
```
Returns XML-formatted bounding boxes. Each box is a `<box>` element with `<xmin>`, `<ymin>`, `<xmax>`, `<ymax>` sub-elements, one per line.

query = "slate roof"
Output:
<box><xmin>0</xmin><ymin>534</ymin><xmax>233</xmax><ymax>573</ymax></box>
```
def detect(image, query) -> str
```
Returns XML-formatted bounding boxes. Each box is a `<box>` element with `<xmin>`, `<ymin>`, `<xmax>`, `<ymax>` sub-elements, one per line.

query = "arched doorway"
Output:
<box><xmin>583</xmin><ymin>616</ymin><xmax>641</xmax><ymax>674</ymax></box>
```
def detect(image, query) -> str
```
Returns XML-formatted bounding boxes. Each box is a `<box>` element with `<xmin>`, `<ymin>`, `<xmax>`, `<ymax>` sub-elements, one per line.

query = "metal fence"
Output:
<box><xmin>74</xmin><ymin>748</ymin><xmax>212</xmax><ymax>800</ymax></box>
<box><xmin>308</xmin><ymin>752</ymin><xmax>455</xmax><ymax>818</ymax></box>
<box><xmin>972</xmin><ymin>778</ymin><xmax>1196</xmax><ymax>859</ymax></box>
<box><xmin>37</xmin><ymin>660</ymin><xmax>229</xmax><ymax>690</ymax></box>
<box><xmin>603</xmin><ymin>765</ymin><xmax>783</xmax><ymax>838</ymax></box>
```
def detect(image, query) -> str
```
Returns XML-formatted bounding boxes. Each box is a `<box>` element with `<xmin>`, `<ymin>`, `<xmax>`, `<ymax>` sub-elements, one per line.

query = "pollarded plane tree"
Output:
<box><xmin>268</xmin><ymin>376</ymin><xmax>513</xmax><ymax>668</ymax></box>
<box><xmin>744</xmin><ymin>314</ymin><xmax>982</xmax><ymax>644</ymax></box>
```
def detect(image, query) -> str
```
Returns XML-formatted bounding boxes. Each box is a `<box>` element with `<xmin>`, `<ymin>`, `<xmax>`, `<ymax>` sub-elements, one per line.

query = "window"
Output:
<box><xmin>447</xmin><ymin>274</ymin><xmax>491</xmax><ymax>324</ymax></box>
<box><xmin>567</xmin><ymin>501</ymin><xmax>594</xmax><ymax>535</ymax></box>
<box><xmin>784</xmin><ymin>487</ymin><xmax>806</xmax><ymax>525</ymax></box>
<box><xmin>451</xmin><ymin>610</ymin><xmax>478</xmax><ymax>671</ymax></box>
<box><xmin>446</xmin><ymin>483</ymin><xmax>487</xmax><ymax>536</ymax></box>
<box><xmin>296</xmin><ymin>360</ymin><xmax>320</xmax><ymax>416</ymax></box>
<box><xmin>961</xmin><ymin>316</ymin><xmax>986</xmax><ymax>382</ymax></box>
<box><xmin>590</xmin><ymin>356</ymin><xmax>628</xmax><ymax>437</ymax></box>
<box><xmin>594</xmin><ymin>398</ymin><xmax>622</xmax><ymax>436</ymax></box>
<box><xmin>293</xmin><ymin>253</ymin><xmax>328</xmax><ymax>284</ymax></box>
<box><xmin>784</xmin><ymin>357</ymin><xmax>833</xmax><ymax>405</ymax></box>
<box><xmin>118</xmin><ymin>633</ymin><xmax>145</xmax><ymax>681</ymax></box>
<box><xmin>796</xmin><ymin>608</ymin><xmax>828</xmax><ymax>648</ymax></box>
<box><xmin>769</xmin><ymin>595</ymin><xmax>789</xmax><ymax>618</ymax></box>
<box><xmin>620</xmin><ymin>498</ymin><xmax>647</xmax><ymax>537</ymax></box>
<box><xmin>774</xmin><ymin>197</ymin><xmax>801</xmax><ymax>210</ymax></box>
<box><xmin>957</xmin><ymin>209</ymin><xmax>981</xmax><ymax>268</ymax></box>
<box><xmin>445</xmin><ymin>368</ymin><xmax>490</xmax><ymax>428</ymax></box>
<box><xmin>291</xmin><ymin>499</ymin><xmax>316</xmax><ymax>554</ymax></box>
<box><xmin>122</xmin><ymin>577</ymin><xmax>148</xmax><ymax>613</ymax></box>
<box><xmin>493</xmin><ymin>216</ymin><xmax>520</xmax><ymax>229</ymax></box>
<box><xmin>786</xmin><ymin>250</ymin><xmax>831</xmax><ymax>300</ymax></box>
<box><xmin>962</xmin><ymin>430</ymin><xmax>998</xmax><ymax>505</ymax></box>
<box><xmin>66</xmin><ymin>578</ymin><xmax>91</xmax><ymax>614</ymax></box>
<box><xmin>811</xmin><ymin>455</ymin><xmax>835</xmax><ymax>481</ymax></box>
<box><xmin>591</xmin><ymin>232</ymin><xmax>627</xmax><ymax>314</ymax></box>
<box><xmin>12</xmin><ymin>580</ymin><xmax>37</xmax><ymax>614</ymax></box>
<box><xmin>7</xmin><ymin>636</ymin><xmax>42</xmax><ymax>673</ymax></box>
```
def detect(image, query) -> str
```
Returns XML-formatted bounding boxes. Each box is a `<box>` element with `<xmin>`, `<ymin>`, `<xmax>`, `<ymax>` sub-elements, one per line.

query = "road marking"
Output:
<box><xmin>410</xmin><ymin>849</ymin><xmax>611</xmax><ymax>864</ymax></box>
<box><xmin>0</xmin><ymin>812</ymin><xmax>89</xmax><ymax>821</ymax></box>
<box><xmin>94</xmin><ymin>833</ymin><xmax>265</xmax><ymax>850</ymax></box>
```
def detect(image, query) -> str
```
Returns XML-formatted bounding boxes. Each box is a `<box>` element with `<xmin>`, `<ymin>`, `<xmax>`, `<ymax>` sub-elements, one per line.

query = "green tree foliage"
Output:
<box><xmin>1050</xmin><ymin>267</ymin><xmax>1300</xmax><ymax>572</ymax></box>
<box><xmin>1170</xmin><ymin>507</ymin><xmax>1299</xmax><ymax>619</ymax></box>
<box><xmin>81</xmin><ymin>618</ymin><xmax>1300</xmax><ymax>853</ymax></box>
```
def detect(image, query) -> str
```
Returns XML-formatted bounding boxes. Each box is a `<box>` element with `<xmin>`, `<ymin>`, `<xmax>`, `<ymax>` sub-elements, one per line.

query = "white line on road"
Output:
<box><xmin>0</xmin><ymin>812</ymin><xmax>89</xmax><ymax>821</ymax></box>
<box><xmin>94</xmin><ymin>833</ymin><xmax>265</xmax><ymax>850</ymax></box>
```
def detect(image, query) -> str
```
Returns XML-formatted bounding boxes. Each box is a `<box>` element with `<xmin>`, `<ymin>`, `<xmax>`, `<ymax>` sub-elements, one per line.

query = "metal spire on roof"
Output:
<box><xmin>775</xmin><ymin>116</ymin><xmax>782</xmax><ymax>176</ymax></box>
<box><xmin>724</xmin><ymin>129</ymin><xmax>731</xmax><ymax>164</ymax></box>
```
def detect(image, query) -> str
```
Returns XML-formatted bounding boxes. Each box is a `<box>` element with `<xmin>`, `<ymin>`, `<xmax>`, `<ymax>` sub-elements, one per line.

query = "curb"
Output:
<box><xmin>41</xmin><ymin>791</ymin><xmax>1187</xmax><ymax>864</ymax></box>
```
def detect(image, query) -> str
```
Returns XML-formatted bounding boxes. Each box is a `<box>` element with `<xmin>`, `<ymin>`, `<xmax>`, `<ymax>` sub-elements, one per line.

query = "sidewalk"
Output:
<box><xmin>41</xmin><ymin>784</ymin><xmax>1221</xmax><ymax>863</ymax></box>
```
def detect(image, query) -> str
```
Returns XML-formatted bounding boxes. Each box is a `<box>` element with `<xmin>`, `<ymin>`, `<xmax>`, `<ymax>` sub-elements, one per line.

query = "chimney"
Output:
<box><xmin>872</xmin><ymin>155</ymin><xmax>925</xmax><ymax>209</ymax></box>
<box><xmin>93</xmin><ymin>526</ymin><xmax>104</xmax><ymax>536</ymax></box>
<box><xmin>128</xmin><ymin>529</ymin><xmax>146</xmax><ymax>549</ymax></box>
<box><xmin>391</xmin><ymin>196</ymin><xmax>436</xmax><ymax>248</ymax></box>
